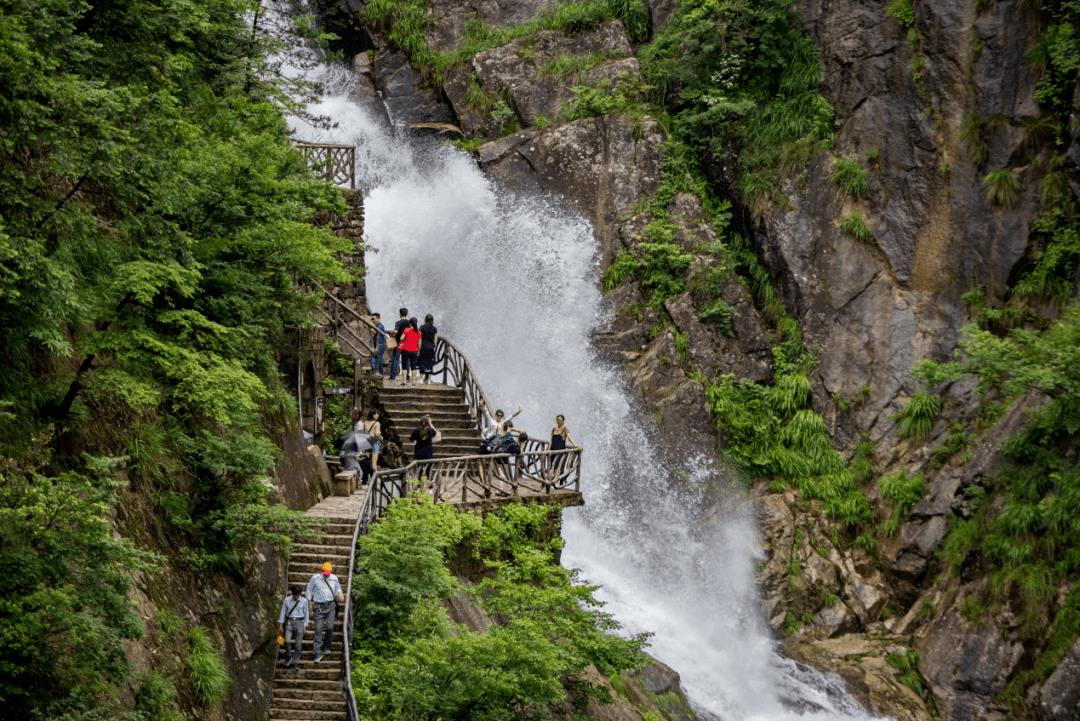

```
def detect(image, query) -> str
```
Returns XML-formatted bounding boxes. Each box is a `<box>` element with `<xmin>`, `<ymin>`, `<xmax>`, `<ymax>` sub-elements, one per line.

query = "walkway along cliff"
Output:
<box><xmin>265</xmin><ymin>282</ymin><xmax>587</xmax><ymax>721</ymax></box>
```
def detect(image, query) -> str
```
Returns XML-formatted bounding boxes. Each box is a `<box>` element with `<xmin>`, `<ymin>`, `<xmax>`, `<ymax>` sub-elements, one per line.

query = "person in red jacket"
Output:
<box><xmin>398</xmin><ymin>317</ymin><xmax>422</xmax><ymax>386</ymax></box>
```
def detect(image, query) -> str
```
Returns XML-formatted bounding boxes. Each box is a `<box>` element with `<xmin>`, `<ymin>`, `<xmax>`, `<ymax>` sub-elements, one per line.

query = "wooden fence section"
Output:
<box><xmin>293</xmin><ymin>140</ymin><xmax>356</xmax><ymax>189</ymax></box>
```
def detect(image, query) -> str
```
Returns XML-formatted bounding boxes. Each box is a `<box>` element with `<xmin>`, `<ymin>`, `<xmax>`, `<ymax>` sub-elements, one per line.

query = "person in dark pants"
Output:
<box><xmin>305</xmin><ymin>561</ymin><xmax>343</xmax><ymax>663</ymax></box>
<box><xmin>277</xmin><ymin>585</ymin><xmax>309</xmax><ymax>671</ymax></box>
<box><xmin>410</xmin><ymin>415</ymin><xmax>441</xmax><ymax>479</ymax></box>
<box><xmin>388</xmin><ymin>307</ymin><xmax>409</xmax><ymax>381</ymax></box>
<box><xmin>418</xmin><ymin>314</ymin><xmax>439</xmax><ymax>384</ymax></box>
<box><xmin>370</xmin><ymin>312</ymin><xmax>386</xmax><ymax>377</ymax></box>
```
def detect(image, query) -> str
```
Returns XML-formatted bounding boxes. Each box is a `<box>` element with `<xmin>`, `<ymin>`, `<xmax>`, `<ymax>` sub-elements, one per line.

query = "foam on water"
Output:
<box><xmin>289</xmin><ymin>55</ymin><xmax>879</xmax><ymax>721</ymax></box>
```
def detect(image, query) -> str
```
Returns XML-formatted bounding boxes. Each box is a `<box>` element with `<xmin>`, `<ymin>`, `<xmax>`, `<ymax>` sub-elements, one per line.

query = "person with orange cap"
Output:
<box><xmin>305</xmin><ymin>561</ymin><xmax>343</xmax><ymax>663</ymax></box>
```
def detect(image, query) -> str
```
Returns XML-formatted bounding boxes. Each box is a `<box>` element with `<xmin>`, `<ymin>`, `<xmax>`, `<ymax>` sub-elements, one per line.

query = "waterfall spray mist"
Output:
<box><xmin>286</xmin><ymin>46</ymin><xmax>876</xmax><ymax>720</ymax></box>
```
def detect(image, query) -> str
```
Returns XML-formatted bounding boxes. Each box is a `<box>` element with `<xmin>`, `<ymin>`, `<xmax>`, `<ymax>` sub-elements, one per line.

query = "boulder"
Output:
<box><xmin>443</xmin><ymin>21</ymin><xmax>638</xmax><ymax>138</ymax></box>
<box><xmin>917</xmin><ymin>604</ymin><xmax>1024</xmax><ymax>721</ymax></box>
<box><xmin>423</xmin><ymin>0</ymin><xmax>556</xmax><ymax>53</ymax></box>
<box><xmin>481</xmin><ymin>113</ymin><xmax>664</xmax><ymax>269</ymax></box>
<box><xmin>372</xmin><ymin>49</ymin><xmax>454</xmax><ymax>124</ymax></box>
<box><xmin>1040</xmin><ymin>637</ymin><xmax>1080</xmax><ymax>721</ymax></box>
<box><xmin>785</xmin><ymin>635</ymin><xmax>933</xmax><ymax>721</ymax></box>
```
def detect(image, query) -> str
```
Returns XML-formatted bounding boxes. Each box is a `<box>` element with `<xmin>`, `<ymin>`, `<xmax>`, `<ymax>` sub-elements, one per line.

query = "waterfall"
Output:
<box><xmin>287</xmin><ymin>49</ymin><xmax>878</xmax><ymax>721</ymax></box>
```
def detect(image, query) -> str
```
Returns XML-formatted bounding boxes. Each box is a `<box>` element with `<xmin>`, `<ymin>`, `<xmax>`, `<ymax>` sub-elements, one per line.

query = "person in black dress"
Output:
<box><xmin>418</xmin><ymin>314</ymin><xmax>439</xmax><ymax>384</ymax></box>
<box><xmin>549</xmin><ymin>415</ymin><xmax>578</xmax><ymax>474</ymax></box>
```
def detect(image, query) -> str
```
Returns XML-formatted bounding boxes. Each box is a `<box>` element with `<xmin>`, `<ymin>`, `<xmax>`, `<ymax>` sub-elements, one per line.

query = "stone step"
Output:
<box><xmin>274</xmin><ymin>667</ymin><xmax>338</xmax><ymax>681</ymax></box>
<box><xmin>273</xmin><ymin>689</ymin><xmax>342</xmax><ymax>702</ymax></box>
<box><xmin>390</xmin><ymin>416</ymin><xmax>476</xmax><ymax>429</ymax></box>
<box><xmin>380</xmin><ymin>399</ymin><xmax>470</xmax><ymax>412</ymax></box>
<box><xmin>290</xmin><ymin>554</ymin><xmax>350</xmax><ymax>567</ymax></box>
<box><xmin>273</xmin><ymin>678</ymin><xmax>339</xmax><ymax>691</ymax></box>
<box><xmin>379</xmin><ymin>384</ymin><xmax>462</xmax><ymax>396</ymax></box>
<box><xmin>270</xmin><ymin>698</ymin><xmax>344</xmax><ymax>712</ymax></box>
<box><xmin>269</xmin><ymin>709</ymin><xmax>346</xmax><ymax>721</ymax></box>
<box><xmin>294</xmin><ymin>535</ymin><xmax>353</xmax><ymax>547</ymax></box>
<box><xmin>291</xmin><ymin>543</ymin><xmax>353</xmax><ymax>557</ymax></box>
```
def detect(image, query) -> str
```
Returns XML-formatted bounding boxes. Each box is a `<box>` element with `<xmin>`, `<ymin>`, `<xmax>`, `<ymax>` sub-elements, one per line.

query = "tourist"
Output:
<box><xmin>388</xmin><ymin>307</ymin><xmax>409</xmax><ymax>381</ymax></box>
<box><xmin>410</xmin><ymin>414</ymin><xmax>440</xmax><ymax>461</ymax></box>
<box><xmin>481</xmin><ymin>403</ymin><xmax>523</xmax><ymax>440</ymax></box>
<box><xmin>305</xmin><ymin>561</ymin><xmax>344</xmax><ymax>663</ymax></box>
<box><xmin>418</xmin><ymin>314</ymin><xmax>439</xmax><ymax>384</ymax></box>
<box><xmin>277</xmin><ymin>584</ymin><xmax>308</xmax><ymax>671</ymax></box>
<box><xmin>355</xmin><ymin>409</ymin><xmax>382</xmax><ymax>471</ymax></box>
<box><xmin>550</xmin><ymin>414</ymin><xmax>578</xmax><ymax>473</ymax></box>
<box><xmin>398</xmin><ymin>317</ymin><xmax>422</xmax><ymax>386</ymax></box>
<box><xmin>369</xmin><ymin>313</ymin><xmax>386</xmax><ymax>377</ymax></box>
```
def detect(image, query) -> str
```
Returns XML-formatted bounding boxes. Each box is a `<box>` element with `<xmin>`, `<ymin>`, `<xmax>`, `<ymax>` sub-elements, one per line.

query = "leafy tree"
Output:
<box><xmin>0</xmin><ymin>0</ymin><xmax>357</xmax><ymax>714</ymax></box>
<box><xmin>351</xmin><ymin>496</ymin><xmax>647</xmax><ymax>720</ymax></box>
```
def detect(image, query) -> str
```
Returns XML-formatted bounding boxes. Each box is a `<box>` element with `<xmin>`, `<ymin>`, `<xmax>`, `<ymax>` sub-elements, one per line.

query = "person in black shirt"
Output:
<box><xmin>389</xmin><ymin>307</ymin><xmax>409</xmax><ymax>382</ymax></box>
<box><xmin>410</xmin><ymin>415</ymin><xmax>440</xmax><ymax>461</ymax></box>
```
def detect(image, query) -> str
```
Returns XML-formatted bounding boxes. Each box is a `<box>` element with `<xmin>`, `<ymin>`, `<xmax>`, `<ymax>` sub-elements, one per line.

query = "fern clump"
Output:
<box><xmin>894</xmin><ymin>391</ymin><xmax>941</xmax><ymax>440</ymax></box>
<box><xmin>983</xmin><ymin>168</ymin><xmax>1022</xmax><ymax>207</ymax></box>
<box><xmin>838</xmin><ymin>212</ymin><xmax>873</xmax><ymax>242</ymax></box>
<box><xmin>829</xmin><ymin>156</ymin><xmax>869</xmax><ymax>197</ymax></box>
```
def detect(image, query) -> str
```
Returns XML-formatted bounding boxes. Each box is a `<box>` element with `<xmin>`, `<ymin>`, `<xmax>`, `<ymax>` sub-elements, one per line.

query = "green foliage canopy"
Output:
<box><xmin>351</xmin><ymin>496</ymin><xmax>647</xmax><ymax>721</ymax></box>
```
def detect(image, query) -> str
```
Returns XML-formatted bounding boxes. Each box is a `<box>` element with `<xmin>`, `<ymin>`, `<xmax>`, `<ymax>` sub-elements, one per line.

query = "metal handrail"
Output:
<box><xmin>341</xmin><ymin>480</ymin><xmax>375</xmax><ymax>721</ymax></box>
<box><xmin>292</xmin><ymin>140</ymin><xmax>356</xmax><ymax>189</ymax></box>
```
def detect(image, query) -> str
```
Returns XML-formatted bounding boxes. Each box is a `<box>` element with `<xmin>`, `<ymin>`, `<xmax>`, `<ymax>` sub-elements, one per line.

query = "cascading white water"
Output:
<box><xmin>290</xmin><ymin>52</ymin><xmax>879</xmax><ymax>721</ymax></box>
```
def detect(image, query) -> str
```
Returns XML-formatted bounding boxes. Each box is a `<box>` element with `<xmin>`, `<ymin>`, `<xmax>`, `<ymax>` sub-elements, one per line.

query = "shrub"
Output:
<box><xmin>135</xmin><ymin>672</ymin><xmax>183</xmax><ymax>721</ymax></box>
<box><xmin>879</xmin><ymin>470</ymin><xmax>926</xmax><ymax>535</ymax></box>
<box><xmin>188</xmin><ymin>627</ymin><xmax>231</xmax><ymax>705</ymax></box>
<box><xmin>829</xmin><ymin>156</ymin><xmax>869</xmax><ymax>197</ymax></box>
<box><xmin>894</xmin><ymin>392</ymin><xmax>940</xmax><ymax>440</ymax></box>
<box><xmin>699</xmin><ymin>298</ymin><xmax>737</xmax><ymax>336</ymax></box>
<box><xmin>983</xmin><ymin>168</ymin><xmax>1022</xmax><ymax>207</ymax></box>
<box><xmin>601</xmin><ymin>250</ymin><xmax>639</xmax><ymax>291</ymax></box>
<box><xmin>838</xmin><ymin>212</ymin><xmax>873</xmax><ymax>242</ymax></box>
<box><xmin>885</xmin><ymin>0</ymin><xmax>915</xmax><ymax>27</ymax></box>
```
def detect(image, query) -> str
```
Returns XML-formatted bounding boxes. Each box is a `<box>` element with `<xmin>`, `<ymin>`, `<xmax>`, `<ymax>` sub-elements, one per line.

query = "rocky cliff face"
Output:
<box><xmin>327</xmin><ymin>0</ymin><xmax>1078</xmax><ymax>719</ymax></box>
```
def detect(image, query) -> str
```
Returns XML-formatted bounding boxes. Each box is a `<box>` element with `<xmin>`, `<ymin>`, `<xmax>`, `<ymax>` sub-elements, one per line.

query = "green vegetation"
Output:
<box><xmin>838</xmin><ymin>213</ymin><xmax>873</xmax><ymax>242</ymax></box>
<box><xmin>960</xmin><ymin>113</ymin><xmax>989</xmax><ymax>166</ymax></box>
<box><xmin>983</xmin><ymin>168</ymin><xmax>1022</xmax><ymax>207</ymax></box>
<box><xmin>878</xmin><ymin>470</ymin><xmax>926</xmax><ymax>536</ymax></box>
<box><xmin>885</xmin><ymin>0</ymin><xmax>916</xmax><ymax>28</ymax></box>
<box><xmin>351</xmin><ymin>496</ymin><xmax>647</xmax><ymax>719</ymax></box>
<box><xmin>1027</xmin><ymin>2</ymin><xmax>1080</xmax><ymax>117</ymax></box>
<box><xmin>134</xmin><ymin>672</ymin><xmax>184</xmax><ymax>721</ymax></box>
<box><xmin>894</xmin><ymin>392</ymin><xmax>941</xmax><ymax>440</ymax></box>
<box><xmin>885</xmin><ymin>649</ymin><xmax>925</xmax><ymax>697</ymax></box>
<box><xmin>639</xmin><ymin>0</ymin><xmax>836</xmax><ymax>211</ymax></box>
<box><xmin>188</xmin><ymin>627</ymin><xmax>231</xmax><ymax>705</ymax></box>
<box><xmin>0</xmin><ymin>1</ymin><xmax>356</xmax><ymax>715</ymax></box>
<box><xmin>829</xmin><ymin>156</ymin><xmax>869</xmax><ymax>198</ymax></box>
<box><xmin>707</xmin><ymin>357</ymin><xmax>871</xmax><ymax>525</ymax></box>
<box><xmin>360</xmin><ymin>0</ymin><xmax>649</xmax><ymax>89</ymax></box>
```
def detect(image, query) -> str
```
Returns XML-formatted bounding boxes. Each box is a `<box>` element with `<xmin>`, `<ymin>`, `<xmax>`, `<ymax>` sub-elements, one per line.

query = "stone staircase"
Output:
<box><xmin>379</xmin><ymin>383</ymin><xmax>484</xmax><ymax>459</ymax></box>
<box><xmin>267</xmin><ymin>517</ymin><xmax>354</xmax><ymax>721</ymax></box>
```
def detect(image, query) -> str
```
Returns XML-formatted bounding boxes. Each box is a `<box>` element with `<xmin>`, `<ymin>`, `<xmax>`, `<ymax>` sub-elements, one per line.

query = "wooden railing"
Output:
<box><xmin>429</xmin><ymin>336</ymin><xmax>494</xmax><ymax>436</ymax></box>
<box><xmin>382</xmin><ymin>445</ymin><xmax>582</xmax><ymax>503</ymax></box>
<box><xmin>293</xmin><ymin>140</ymin><xmax>356</xmax><ymax>189</ymax></box>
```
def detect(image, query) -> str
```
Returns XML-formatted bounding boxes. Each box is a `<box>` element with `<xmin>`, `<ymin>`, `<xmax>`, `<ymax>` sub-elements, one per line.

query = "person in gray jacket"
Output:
<box><xmin>277</xmin><ymin>585</ymin><xmax>309</xmax><ymax>671</ymax></box>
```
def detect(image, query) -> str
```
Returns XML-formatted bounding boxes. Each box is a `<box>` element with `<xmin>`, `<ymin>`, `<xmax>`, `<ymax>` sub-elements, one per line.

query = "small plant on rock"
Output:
<box><xmin>829</xmin><ymin>155</ymin><xmax>869</xmax><ymax>197</ymax></box>
<box><xmin>885</xmin><ymin>0</ymin><xmax>915</xmax><ymax>27</ymax></box>
<box><xmin>983</xmin><ymin>168</ymin><xmax>1022</xmax><ymax>207</ymax></box>
<box><xmin>838</xmin><ymin>212</ymin><xmax>873</xmax><ymax>242</ymax></box>
<box><xmin>894</xmin><ymin>391</ymin><xmax>941</xmax><ymax>440</ymax></box>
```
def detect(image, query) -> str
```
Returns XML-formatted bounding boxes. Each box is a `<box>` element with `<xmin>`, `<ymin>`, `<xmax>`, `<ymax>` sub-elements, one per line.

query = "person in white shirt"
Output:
<box><xmin>305</xmin><ymin>561</ymin><xmax>343</xmax><ymax>663</ymax></box>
